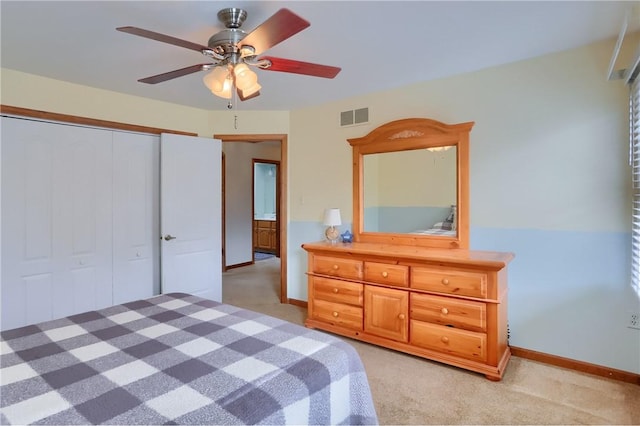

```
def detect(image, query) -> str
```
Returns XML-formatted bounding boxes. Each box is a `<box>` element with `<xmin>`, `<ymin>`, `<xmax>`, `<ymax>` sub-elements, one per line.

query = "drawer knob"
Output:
<box><xmin>441</xmin><ymin>278</ymin><xmax>450</xmax><ymax>285</ymax></box>
<box><xmin>441</xmin><ymin>336</ymin><xmax>449</xmax><ymax>344</ymax></box>
<box><xmin>332</xmin><ymin>264</ymin><xmax>339</xmax><ymax>270</ymax></box>
<box><xmin>398</xmin><ymin>314</ymin><xmax>405</xmax><ymax>320</ymax></box>
<box><xmin>332</xmin><ymin>311</ymin><xmax>339</xmax><ymax>317</ymax></box>
<box><xmin>381</xmin><ymin>271</ymin><xmax>388</xmax><ymax>278</ymax></box>
<box><xmin>441</xmin><ymin>308</ymin><xmax>449</xmax><ymax>315</ymax></box>
<box><xmin>332</xmin><ymin>288</ymin><xmax>339</xmax><ymax>293</ymax></box>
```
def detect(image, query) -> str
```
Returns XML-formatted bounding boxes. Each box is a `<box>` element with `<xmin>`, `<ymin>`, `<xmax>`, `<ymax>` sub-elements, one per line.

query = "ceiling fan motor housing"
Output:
<box><xmin>208</xmin><ymin>8</ymin><xmax>251</xmax><ymax>58</ymax></box>
<box><xmin>208</xmin><ymin>29</ymin><xmax>247</xmax><ymax>56</ymax></box>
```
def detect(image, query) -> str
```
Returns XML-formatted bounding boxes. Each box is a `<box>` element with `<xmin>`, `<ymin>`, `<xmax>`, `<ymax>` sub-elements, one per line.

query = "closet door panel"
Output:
<box><xmin>2</xmin><ymin>118</ymin><xmax>57</xmax><ymax>328</ymax></box>
<box><xmin>52</xmin><ymin>126</ymin><xmax>113</xmax><ymax>319</ymax></box>
<box><xmin>1</xmin><ymin>117</ymin><xmax>113</xmax><ymax>329</ymax></box>
<box><xmin>112</xmin><ymin>132</ymin><xmax>160</xmax><ymax>304</ymax></box>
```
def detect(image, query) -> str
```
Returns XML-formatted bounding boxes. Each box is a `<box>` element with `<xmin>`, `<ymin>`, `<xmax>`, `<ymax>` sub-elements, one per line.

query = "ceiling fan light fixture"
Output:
<box><xmin>212</xmin><ymin>77</ymin><xmax>234</xmax><ymax>99</ymax></box>
<box><xmin>241</xmin><ymin>81</ymin><xmax>261</xmax><ymax>98</ymax></box>
<box><xmin>202</xmin><ymin>65</ymin><xmax>230</xmax><ymax>93</ymax></box>
<box><xmin>234</xmin><ymin>63</ymin><xmax>258</xmax><ymax>91</ymax></box>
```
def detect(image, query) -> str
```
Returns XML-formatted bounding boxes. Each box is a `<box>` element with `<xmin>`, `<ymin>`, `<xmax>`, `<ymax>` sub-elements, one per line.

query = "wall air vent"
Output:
<box><xmin>340</xmin><ymin>107</ymin><xmax>369</xmax><ymax>127</ymax></box>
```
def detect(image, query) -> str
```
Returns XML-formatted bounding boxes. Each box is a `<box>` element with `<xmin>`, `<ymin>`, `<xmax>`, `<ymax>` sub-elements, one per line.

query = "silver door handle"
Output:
<box><xmin>163</xmin><ymin>234</ymin><xmax>176</xmax><ymax>241</ymax></box>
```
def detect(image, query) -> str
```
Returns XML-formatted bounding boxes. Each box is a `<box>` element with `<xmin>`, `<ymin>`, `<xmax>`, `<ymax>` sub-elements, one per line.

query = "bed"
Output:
<box><xmin>411</xmin><ymin>205</ymin><xmax>457</xmax><ymax>236</ymax></box>
<box><xmin>0</xmin><ymin>293</ymin><xmax>378</xmax><ymax>425</ymax></box>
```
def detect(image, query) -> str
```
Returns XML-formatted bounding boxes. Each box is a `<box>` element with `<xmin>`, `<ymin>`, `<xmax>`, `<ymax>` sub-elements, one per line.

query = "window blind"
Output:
<box><xmin>631</xmin><ymin>76</ymin><xmax>640</xmax><ymax>297</ymax></box>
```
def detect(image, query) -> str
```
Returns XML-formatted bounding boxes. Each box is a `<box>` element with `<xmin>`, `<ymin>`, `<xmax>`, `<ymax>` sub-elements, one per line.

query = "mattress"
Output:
<box><xmin>0</xmin><ymin>293</ymin><xmax>378</xmax><ymax>425</ymax></box>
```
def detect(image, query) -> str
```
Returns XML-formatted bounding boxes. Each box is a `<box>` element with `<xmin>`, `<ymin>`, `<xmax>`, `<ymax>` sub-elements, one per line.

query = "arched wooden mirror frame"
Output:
<box><xmin>348</xmin><ymin>117</ymin><xmax>474</xmax><ymax>249</ymax></box>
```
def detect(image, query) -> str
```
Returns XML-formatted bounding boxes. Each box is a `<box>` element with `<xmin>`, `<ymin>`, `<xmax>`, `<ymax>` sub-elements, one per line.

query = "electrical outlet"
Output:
<box><xmin>629</xmin><ymin>312</ymin><xmax>640</xmax><ymax>330</ymax></box>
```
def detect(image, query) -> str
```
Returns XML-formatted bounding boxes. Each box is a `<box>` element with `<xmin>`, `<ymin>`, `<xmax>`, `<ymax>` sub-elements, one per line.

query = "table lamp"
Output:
<box><xmin>323</xmin><ymin>208</ymin><xmax>341</xmax><ymax>243</ymax></box>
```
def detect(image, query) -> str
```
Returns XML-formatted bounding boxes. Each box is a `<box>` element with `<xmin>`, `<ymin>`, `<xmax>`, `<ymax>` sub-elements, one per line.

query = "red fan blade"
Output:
<box><xmin>239</xmin><ymin>9</ymin><xmax>310</xmax><ymax>55</ymax></box>
<box><xmin>259</xmin><ymin>56</ymin><xmax>341</xmax><ymax>79</ymax></box>
<box><xmin>117</xmin><ymin>26</ymin><xmax>209</xmax><ymax>52</ymax></box>
<box><xmin>138</xmin><ymin>64</ymin><xmax>212</xmax><ymax>84</ymax></box>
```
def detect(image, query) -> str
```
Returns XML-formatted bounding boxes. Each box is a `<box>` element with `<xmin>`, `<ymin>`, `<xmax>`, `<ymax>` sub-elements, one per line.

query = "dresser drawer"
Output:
<box><xmin>411</xmin><ymin>267</ymin><xmax>487</xmax><ymax>298</ymax></box>
<box><xmin>312</xmin><ymin>277</ymin><xmax>363</xmax><ymax>306</ymax></box>
<box><xmin>313</xmin><ymin>255</ymin><xmax>363</xmax><ymax>280</ymax></box>
<box><xmin>364</xmin><ymin>262</ymin><xmax>409</xmax><ymax>287</ymax></box>
<box><xmin>312</xmin><ymin>299</ymin><xmax>363</xmax><ymax>331</ymax></box>
<box><xmin>410</xmin><ymin>293</ymin><xmax>486</xmax><ymax>332</ymax></box>
<box><xmin>410</xmin><ymin>320</ymin><xmax>487</xmax><ymax>362</ymax></box>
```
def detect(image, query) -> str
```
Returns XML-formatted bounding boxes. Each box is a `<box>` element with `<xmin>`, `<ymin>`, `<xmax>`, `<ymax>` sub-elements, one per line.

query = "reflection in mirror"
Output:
<box><xmin>363</xmin><ymin>146</ymin><xmax>457</xmax><ymax>235</ymax></box>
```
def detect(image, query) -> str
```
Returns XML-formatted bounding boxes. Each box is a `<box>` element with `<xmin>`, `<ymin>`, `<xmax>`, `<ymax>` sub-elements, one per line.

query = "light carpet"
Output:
<box><xmin>222</xmin><ymin>257</ymin><xmax>640</xmax><ymax>425</ymax></box>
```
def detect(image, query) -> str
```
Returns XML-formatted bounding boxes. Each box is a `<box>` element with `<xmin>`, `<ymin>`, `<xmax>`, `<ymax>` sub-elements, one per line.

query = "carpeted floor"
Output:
<box><xmin>222</xmin><ymin>258</ymin><xmax>640</xmax><ymax>425</ymax></box>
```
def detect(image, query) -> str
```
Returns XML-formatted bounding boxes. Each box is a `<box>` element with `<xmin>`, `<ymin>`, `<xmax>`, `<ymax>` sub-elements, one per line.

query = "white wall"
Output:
<box><xmin>288</xmin><ymin>38</ymin><xmax>640</xmax><ymax>374</ymax></box>
<box><xmin>223</xmin><ymin>142</ymin><xmax>280</xmax><ymax>266</ymax></box>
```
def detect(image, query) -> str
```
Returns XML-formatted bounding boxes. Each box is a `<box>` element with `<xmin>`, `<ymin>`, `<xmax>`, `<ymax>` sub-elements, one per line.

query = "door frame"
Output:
<box><xmin>215</xmin><ymin>133</ymin><xmax>288</xmax><ymax>304</ymax></box>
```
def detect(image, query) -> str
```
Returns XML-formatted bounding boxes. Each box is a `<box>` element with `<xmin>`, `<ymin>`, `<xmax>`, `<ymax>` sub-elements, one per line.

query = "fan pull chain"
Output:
<box><xmin>234</xmin><ymin>115</ymin><xmax>238</xmax><ymax>130</ymax></box>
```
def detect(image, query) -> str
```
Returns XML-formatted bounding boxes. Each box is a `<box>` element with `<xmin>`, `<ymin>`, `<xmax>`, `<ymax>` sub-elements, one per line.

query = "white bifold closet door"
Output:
<box><xmin>1</xmin><ymin>117</ymin><xmax>115</xmax><ymax>329</ymax></box>
<box><xmin>112</xmin><ymin>131</ymin><xmax>160</xmax><ymax>305</ymax></box>
<box><xmin>1</xmin><ymin>118</ymin><xmax>221</xmax><ymax>331</ymax></box>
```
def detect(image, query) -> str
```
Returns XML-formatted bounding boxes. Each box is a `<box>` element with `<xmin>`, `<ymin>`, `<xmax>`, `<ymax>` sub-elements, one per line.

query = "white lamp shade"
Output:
<box><xmin>323</xmin><ymin>208</ymin><xmax>342</xmax><ymax>226</ymax></box>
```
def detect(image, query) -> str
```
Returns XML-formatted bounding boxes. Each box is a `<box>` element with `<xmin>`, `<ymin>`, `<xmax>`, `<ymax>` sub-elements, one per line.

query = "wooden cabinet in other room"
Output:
<box><xmin>254</xmin><ymin>220</ymin><xmax>276</xmax><ymax>253</ymax></box>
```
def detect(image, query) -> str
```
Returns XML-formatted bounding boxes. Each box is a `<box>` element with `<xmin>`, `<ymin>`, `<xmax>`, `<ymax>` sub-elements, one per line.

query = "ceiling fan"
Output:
<box><xmin>117</xmin><ymin>7</ymin><xmax>341</xmax><ymax>106</ymax></box>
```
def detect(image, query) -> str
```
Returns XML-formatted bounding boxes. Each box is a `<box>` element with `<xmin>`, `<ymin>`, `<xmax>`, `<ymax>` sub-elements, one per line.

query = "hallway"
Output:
<box><xmin>221</xmin><ymin>257</ymin><xmax>305</xmax><ymax>325</ymax></box>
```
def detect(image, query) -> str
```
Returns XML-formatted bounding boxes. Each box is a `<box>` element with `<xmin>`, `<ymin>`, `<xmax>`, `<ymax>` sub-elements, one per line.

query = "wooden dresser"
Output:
<box><xmin>302</xmin><ymin>241</ymin><xmax>514</xmax><ymax>380</ymax></box>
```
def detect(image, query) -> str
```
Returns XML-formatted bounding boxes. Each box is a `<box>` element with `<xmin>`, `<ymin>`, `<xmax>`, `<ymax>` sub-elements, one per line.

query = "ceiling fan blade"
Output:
<box><xmin>259</xmin><ymin>56</ymin><xmax>341</xmax><ymax>79</ymax></box>
<box><xmin>239</xmin><ymin>9</ymin><xmax>310</xmax><ymax>55</ymax></box>
<box><xmin>117</xmin><ymin>26</ymin><xmax>209</xmax><ymax>52</ymax></box>
<box><xmin>138</xmin><ymin>64</ymin><xmax>212</xmax><ymax>84</ymax></box>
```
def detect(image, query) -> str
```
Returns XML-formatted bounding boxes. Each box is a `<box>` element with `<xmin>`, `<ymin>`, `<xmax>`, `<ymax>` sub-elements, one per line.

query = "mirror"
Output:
<box><xmin>348</xmin><ymin>118</ymin><xmax>473</xmax><ymax>249</ymax></box>
<box><xmin>363</xmin><ymin>146</ymin><xmax>457</xmax><ymax>234</ymax></box>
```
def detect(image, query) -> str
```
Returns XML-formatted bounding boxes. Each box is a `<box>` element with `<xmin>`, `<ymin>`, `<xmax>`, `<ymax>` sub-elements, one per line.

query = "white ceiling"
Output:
<box><xmin>1</xmin><ymin>1</ymin><xmax>636</xmax><ymax>111</ymax></box>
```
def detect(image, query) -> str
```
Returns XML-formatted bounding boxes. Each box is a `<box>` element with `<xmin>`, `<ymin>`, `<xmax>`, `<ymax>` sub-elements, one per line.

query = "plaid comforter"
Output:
<box><xmin>0</xmin><ymin>293</ymin><xmax>378</xmax><ymax>425</ymax></box>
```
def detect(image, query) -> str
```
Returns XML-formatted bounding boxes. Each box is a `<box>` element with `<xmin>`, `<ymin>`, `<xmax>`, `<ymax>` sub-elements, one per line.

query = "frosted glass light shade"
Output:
<box><xmin>234</xmin><ymin>63</ymin><xmax>258</xmax><ymax>91</ymax></box>
<box><xmin>203</xmin><ymin>66</ymin><xmax>233</xmax><ymax>99</ymax></box>
<box><xmin>240</xmin><ymin>82</ymin><xmax>261</xmax><ymax>98</ymax></box>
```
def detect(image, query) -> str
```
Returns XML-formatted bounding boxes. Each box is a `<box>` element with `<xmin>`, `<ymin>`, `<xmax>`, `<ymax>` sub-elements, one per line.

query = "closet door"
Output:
<box><xmin>112</xmin><ymin>132</ymin><xmax>160</xmax><ymax>304</ymax></box>
<box><xmin>1</xmin><ymin>117</ymin><xmax>113</xmax><ymax>329</ymax></box>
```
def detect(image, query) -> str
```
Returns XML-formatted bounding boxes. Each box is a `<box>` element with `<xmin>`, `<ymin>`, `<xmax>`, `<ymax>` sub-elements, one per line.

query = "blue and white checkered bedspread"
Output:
<box><xmin>1</xmin><ymin>293</ymin><xmax>378</xmax><ymax>425</ymax></box>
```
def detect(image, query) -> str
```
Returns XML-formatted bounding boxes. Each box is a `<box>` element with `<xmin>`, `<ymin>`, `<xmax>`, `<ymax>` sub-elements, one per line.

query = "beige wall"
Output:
<box><xmin>0</xmin><ymin>68</ymin><xmax>290</xmax><ymax>138</ymax></box>
<box><xmin>289</xmin><ymin>38</ymin><xmax>629</xmax><ymax>233</ymax></box>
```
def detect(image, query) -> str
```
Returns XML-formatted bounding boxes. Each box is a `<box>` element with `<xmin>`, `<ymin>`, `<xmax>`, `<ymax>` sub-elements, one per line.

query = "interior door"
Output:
<box><xmin>160</xmin><ymin>133</ymin><xmax>222</xmax><ymax>301</ymax></box>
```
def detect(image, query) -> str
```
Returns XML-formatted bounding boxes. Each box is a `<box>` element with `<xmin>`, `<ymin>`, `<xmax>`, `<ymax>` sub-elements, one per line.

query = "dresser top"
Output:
<box><xmin>302</xmin><ymin>241</ymin><xmax>514</xmax><ymax>270</ymax></box>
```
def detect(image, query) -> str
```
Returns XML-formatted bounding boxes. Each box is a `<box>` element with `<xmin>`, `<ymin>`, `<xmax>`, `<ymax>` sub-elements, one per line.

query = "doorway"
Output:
<box><xmin>252</xmin><ymin>159</ymin><xmax>280</xmax><ymax>260</ymax></box>
<box><xmin>216</xmin><ymin>133</ymin><xmax>288</xmax><ymax>304</ymax></box>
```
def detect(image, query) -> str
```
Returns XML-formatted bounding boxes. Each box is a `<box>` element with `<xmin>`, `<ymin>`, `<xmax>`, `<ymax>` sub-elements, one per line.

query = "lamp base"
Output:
<box><xmin>325</xmin><ymin>226</ymin><xmax>340</xmax><ymax>243</ymax></box>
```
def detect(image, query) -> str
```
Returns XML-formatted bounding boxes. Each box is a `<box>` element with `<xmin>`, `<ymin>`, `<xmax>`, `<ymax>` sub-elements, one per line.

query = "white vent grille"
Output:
<box><xmin>340</xmin><ymin>107</ymin><xmax>369</xmax><ymax>127</ymax></box>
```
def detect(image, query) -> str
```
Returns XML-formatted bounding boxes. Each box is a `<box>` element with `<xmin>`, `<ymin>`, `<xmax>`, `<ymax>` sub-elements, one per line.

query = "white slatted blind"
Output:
<box><xmin>631</xmin><ymin>76</ymin><xmax>640</xmax><ymax>297</ymax></box>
